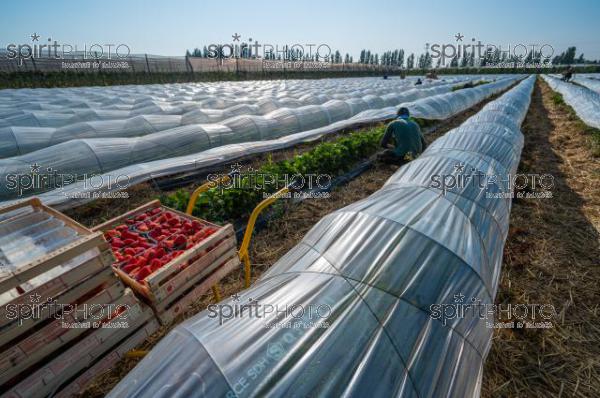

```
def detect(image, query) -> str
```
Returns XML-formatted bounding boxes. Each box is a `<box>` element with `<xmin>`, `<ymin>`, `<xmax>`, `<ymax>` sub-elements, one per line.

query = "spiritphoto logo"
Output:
<box><xmin>427</xmin><ymin>33</ymin><xmax>554</xmax><ymax>66</ymax></box>
<box><xmin>204</xmin><ymin>33</ymin><xmax>332</xmax><ymax>61</ymax></box>
<box><xmin>429</xmin><ymin>162</ymin><xmax>554</xmax><ymax>198</ymax></box>
<box><xmin>430</xmin><ymin>293</ymin><xmax>556</xmax><ymax>329</ymax></box>
<box><xmin>206</xmin><ymin>163</ymin><xmax>332</xmax><ymax>194</ymax></box>
<box><xmin>3</xmin><ymin>163</ymin><xmax>131</xmax><ymax>198</ymax></box>
<box><xmin>207</xmin><ymin>293</ymin><xmax>331</xmax><ymax>329</ymax></box>
<box><xmin>4</xmin><ymin>293</ymin><xmax>131</xmax><ymax>328</ymax></box>
<box><xmin>5</xmin><ymin>33</ymin><xmax>131</xmax><ymax>66</ymax></box>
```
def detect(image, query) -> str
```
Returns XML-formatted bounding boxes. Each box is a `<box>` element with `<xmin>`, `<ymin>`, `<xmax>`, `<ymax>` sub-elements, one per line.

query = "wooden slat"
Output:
<box><xmin>0</xmin><ymin>248</ymin><xmax>113</xmax><ymax>325</ymax></box>
<box><xmin>0</xmin><ymin>233</ymin><xmax>107</xmax><ymax>294</ymax></box>
<box><xmin>6</xmin><ymin>293</ymin><xmax>150</xmax><ymax>398</ymax></box>
<box><xmin>0</xmin><ymin>267</ymin><xmax>117</xmax><ymax>345</ymax></box>
<box><xmin>54</xmin><ymin>319</ymin><xmax>159</xmax><ymax>398</ymax></box>
<box><xmin>146</xmin><ymin>223</ymin><xmax>233</xmax><ymax>287</ymax></box>
<box><xmin>155</xmin><ymin>248</ymin><xmax>237</xmax><ymax>306</ymax></box>
<box><xmin>0</xmin><ymin>282</ymin><xmax>125</xmax><ymax>386</ymax></box>
<box><xmin>0</xmin><ymin>198</ymin><xmax>41</xmax><ymax>215</ymax></box>
<box><xmin>157</xmin><ymin>257</ymin><xmax>240</xmax><ymax>324</ymax></box>
<box><xmin>152</xmin><ymin>237</ymin><xmax>236</xmax><ymax>301</ymax></box>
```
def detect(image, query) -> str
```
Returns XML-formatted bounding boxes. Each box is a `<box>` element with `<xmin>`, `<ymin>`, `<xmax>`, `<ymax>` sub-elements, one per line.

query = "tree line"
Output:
<box><xmin>186</xmin><ymin>45</ymin><xmax>598</xmax><ymax>68</ymax></box>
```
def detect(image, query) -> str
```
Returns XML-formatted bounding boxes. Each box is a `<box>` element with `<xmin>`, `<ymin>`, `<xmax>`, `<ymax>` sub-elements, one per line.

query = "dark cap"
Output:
<box><xmin>397</xmin><ymin>107</ymin><xmax>410</xmax><ymax>117</ymax></box>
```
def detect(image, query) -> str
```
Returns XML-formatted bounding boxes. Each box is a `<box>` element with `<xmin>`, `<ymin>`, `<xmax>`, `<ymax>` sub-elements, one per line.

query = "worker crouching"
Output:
<box><xmin>379</xmin><ymin>107</ymin><xmax>426</xmax><ymax>165</ymax></box>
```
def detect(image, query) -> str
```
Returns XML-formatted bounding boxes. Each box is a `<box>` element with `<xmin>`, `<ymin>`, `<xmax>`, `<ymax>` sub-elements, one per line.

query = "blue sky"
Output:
<box><xmin>1</xmin><ymin>0</ymin><xmax>599</xmax><ymax>59</ymax></box>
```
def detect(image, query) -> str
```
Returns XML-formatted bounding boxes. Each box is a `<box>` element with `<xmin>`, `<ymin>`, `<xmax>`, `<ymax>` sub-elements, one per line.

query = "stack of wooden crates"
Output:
<box><xmin>0</xmin><ymin>199</ymin><xmax>158</xmax><ymax>398</ymax></box>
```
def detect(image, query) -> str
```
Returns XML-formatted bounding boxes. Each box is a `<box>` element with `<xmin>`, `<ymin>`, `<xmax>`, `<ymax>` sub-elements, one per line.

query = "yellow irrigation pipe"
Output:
<box><xmin>186</xmin><ymin>175</ymin><xmax>231</xmax><ymax>215</ymax></box>
<box><xmin>125</xmin><ymin>350</ymin><xmax>149</xmax><ymax>358</ymax></box>
<box><xmin>185</xmin><ymin>175</ymin><xmax>231</xmax><ymax>302</ymax></box>
<box><xmin>186</xmin><ymin>174</ymin><xmax>289</xmax><ymax>290</ymax></box>
<box><xmin>239</xmin><ymin>187</ymin><xmax>290</xmax><ymax>288</ymax></box>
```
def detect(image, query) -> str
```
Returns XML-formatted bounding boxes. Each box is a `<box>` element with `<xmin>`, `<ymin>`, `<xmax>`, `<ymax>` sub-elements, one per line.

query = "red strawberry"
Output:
<box><xmin>111</xmin><ymin>238</ymin><xmax>124</xmax><ymax>248</ymax></box>
<box><xmin>145</xmin><ymin>248</ymin><xmax>156</xmax><ymax>260</ymax></box>
<box><xmin>173</xmin><ymin>234</ymin><xmax>187</xmax><ymax>247</ymax></box>
<box><xmin>122</xmin><ymin>261</ymin><xmax>140</xmax><ymax>273</ymax></box>
<box><xmin>139</xmin><ymin>241</ymin><xmax>152</xmax><ymax>249</ymax></box>
<box><xmin>105</xmin><ymin>230</ymin><xmax>120</xmax><ymax>238</ymax></box>
<box><xmin>150</xmin><ymin>258</ymin><xmax>163</xmax><ymax>271</ymax></box>
<box><xmin>135</xmin><ymin>266</ymin><xmax>152</xmax><ymax>281</ymax></box>
<box><xmin>192</xmin><ymin>231</ymin><xmax>205</xmax><ymax>243</ymax></box>
<box><xmin>151</xmin><ymin>208</ymin><xmax>162</xmax><ymax>215</ymax></box>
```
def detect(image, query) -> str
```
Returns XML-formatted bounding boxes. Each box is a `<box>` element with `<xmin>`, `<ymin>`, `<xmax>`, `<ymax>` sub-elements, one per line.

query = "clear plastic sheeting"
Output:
<box><xmin>107</xmin><ymin>76</ymin><xmax>534</xmax><ymax>398</ymax></box>
<box><xmin>0</xmin><ymin>204</ymin><xmax>99</xmax><ymax>303</ymax></box>
<box><xmin>542</xmin><ymin>75</ymin><xmax>600</xmax><ymax>129</ymax></box>
<box><xmin>0</xmin><ymin>76</ymin><xmax>472</xmax><ymax>128</ymax></box>
<box><xmin>4</xmin><ymin>76</ymin><xmax>523</xmax><ymax>209</ymax></box>
<box><xmin>571</xmin><ymin>73</ymin><xmax>600</xmax><ymax>94</ymax></box>
<box><xmin>0</xmin><ymin>79</ymin><xmax>474</xmax><ymax>158</ymax></box>
<box><xmin>398</xmin><ymin>77</ymin><xmax>519</xmax><ymax>120</ymax></box>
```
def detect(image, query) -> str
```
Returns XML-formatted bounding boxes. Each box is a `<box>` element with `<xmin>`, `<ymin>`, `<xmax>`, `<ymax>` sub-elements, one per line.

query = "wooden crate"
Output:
<box><xmin>93</xmin><ymin>200</ymin><xmax>240</xmax><ymax>324</ymax></box>
<box><xmin>53</xmin><ymin>317</ymin><xmax>160</xmax><ymax>398</ymax></box>
<box><xmin>157</xmin><ymin>256</ymin><xmax>240</xmax><ymax>324</ymax></box>
<box><xmin>0</xmin><ymin>198</ymin><xmax>113</xmax><ymax>295</ymax></box>
<box><xmin>0</xmin><ymin>279</ymin><xmax>125</xmax><ymax>386</ymax></box>
<box><xmin>3</xmin><ymin>290</ymin><xmax>157</xmax><ymax>398</ymax></box>
<box><xmin>0</xmin><ymin>198</ymin><xmax>118</xmax><ymax>343</ymax></box>
<box><xmin>0</xmin><ymin>197</ymin><xmax>156</xmax><ymax>395</ymax></box>
<box><xmin>0</xmin><ymin>198</ymin><xmax>117</xmax><ymax>339</ymax></box>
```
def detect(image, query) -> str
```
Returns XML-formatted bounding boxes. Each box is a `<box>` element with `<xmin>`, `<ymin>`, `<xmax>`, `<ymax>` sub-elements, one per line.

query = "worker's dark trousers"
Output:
<box><xmin>377</xmin><ymin>149</ymin><xmax>406</xmax><ymax>165</ymax></box>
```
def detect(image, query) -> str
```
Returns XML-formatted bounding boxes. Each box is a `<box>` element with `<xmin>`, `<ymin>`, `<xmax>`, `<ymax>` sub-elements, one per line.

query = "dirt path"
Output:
<box><xmin>482</xmin><ymin>78</ymin><xmax>600</xmax><ymax>397</ymax></box>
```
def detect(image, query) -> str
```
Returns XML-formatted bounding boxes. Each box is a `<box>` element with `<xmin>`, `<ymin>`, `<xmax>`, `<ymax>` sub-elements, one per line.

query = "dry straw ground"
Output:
<box><xmin>482</xmin><ymin>78</ymin><xmax>600</xmax><ymax>397</ymax></box>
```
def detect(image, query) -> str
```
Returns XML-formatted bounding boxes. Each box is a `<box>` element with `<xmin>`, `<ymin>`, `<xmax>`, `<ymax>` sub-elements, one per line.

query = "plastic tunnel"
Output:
<box><xmin>2</xmin><ymin>76</ymin><xmax>522</xmax><ymax>208</ymax></box>
<box><xmin>107</xmin><ymin>76</ymin><xmax>535</xmax><ymax>398</ymax></box>
<box><xmin>542</xmin><ymin>74</ymin><xmax>600</xmax><ymax>129</ymax></box>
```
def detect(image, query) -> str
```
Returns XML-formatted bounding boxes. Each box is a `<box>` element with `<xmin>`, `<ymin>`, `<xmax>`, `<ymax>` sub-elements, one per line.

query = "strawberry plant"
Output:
<box><xmin>161</xmin><ymin>126</ymin><xmax>385</xmax><ymax>222</ymax></box>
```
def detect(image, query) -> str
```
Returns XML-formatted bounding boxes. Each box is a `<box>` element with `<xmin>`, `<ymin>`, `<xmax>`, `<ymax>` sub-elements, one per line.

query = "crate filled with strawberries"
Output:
<box><xmin>93</xmin><ymin>200</ymin><xmax>240</xmax><ymax>324</ymax></box>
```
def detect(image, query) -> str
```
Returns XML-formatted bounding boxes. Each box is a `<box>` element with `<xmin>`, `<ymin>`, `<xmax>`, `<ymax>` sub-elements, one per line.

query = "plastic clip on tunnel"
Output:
<box><xmin>108</xmin><ymin>75</ymin><xmax>535</xmax><ymax>398</ymax></box>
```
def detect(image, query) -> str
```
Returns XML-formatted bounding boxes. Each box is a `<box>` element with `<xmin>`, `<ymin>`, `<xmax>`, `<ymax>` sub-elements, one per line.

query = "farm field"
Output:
<box><xmin>0</xmin><ymin>73</ymin><xmax>599</xmax><ymax>398</ymax></box>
